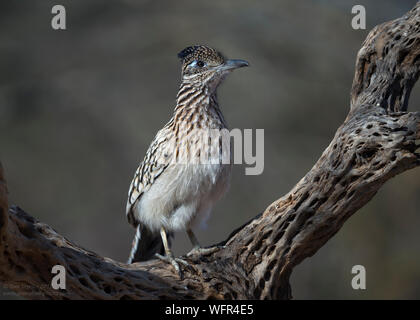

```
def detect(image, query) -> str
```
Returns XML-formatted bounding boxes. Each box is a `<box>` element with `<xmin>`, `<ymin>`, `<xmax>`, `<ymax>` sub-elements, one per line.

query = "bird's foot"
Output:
<box><xmin>187</xmin><ymin>245</ymin><xmax>226</xmax><ymax>257</ymax></box>
<box><xmin>155</xmin><ymin>253</ymin><xmax>190</xmax><ymax>279</ymax></box>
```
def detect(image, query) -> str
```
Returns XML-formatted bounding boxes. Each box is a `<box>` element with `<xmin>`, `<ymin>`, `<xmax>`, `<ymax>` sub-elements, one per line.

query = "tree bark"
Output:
<box><xmin>1</xmin><ymin>3</ymin><xmax>419</xmax><ymax>300</ymax></box>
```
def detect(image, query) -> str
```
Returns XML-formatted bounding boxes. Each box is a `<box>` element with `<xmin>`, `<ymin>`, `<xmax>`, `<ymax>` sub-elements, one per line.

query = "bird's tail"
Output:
<box><xmin>127</xmin><ymin>224</ymin><xmax>172</xmax><ymax>264</ymax></box>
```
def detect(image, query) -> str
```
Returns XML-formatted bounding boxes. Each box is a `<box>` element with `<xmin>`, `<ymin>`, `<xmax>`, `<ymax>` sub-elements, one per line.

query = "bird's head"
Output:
<box><xmin>178</xmin><ymin>45</ymin><xmax>248</xmax><ymax>90</ymax></box>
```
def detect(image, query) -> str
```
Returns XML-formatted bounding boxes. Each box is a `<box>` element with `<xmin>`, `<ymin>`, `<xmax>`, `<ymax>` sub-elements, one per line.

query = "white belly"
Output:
<box><xmin>134</xmin><ymin>163</ymin><xmax>231</xmax><ymax>233</ymax></box>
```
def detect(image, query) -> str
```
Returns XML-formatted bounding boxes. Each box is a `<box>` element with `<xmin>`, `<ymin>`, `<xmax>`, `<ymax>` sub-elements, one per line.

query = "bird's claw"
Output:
<box><xmin>155</xmin><ymin>253</ymin><xmax>190</xmax><ymax>279</ymax></box>
<box><xmin>187</xmin><ymin>245</ymin><xmax>226</xmax><ymax>257</ymax></box>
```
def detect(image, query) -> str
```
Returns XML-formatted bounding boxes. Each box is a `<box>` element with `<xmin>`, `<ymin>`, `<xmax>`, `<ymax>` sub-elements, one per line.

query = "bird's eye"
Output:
<box><xmin>189</xmin><ymin>60</ymin><xmax>206</xmax><ymax>68</ymax></box>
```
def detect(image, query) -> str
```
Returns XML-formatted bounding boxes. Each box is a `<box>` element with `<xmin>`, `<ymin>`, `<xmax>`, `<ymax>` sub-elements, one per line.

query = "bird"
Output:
<box><xmin>125</xmin><ymin>45</ymin><xmax>248</xmax><ymax>277</ymax></box>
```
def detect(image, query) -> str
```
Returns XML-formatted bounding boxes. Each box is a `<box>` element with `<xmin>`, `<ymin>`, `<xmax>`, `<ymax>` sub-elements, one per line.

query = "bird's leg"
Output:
<box><xmin>187</xmin><ymin>228</ymin><xmax>201</xmax><ymax>249</ymax></box>
<box><xmin>155</xmin><ymin>227</ymin><xmax>189</xmax><ymax>279</ymax></box>
<box><xmin>186</xmin><ymin>228</ymin><xmax>225</xmax><ymax>257</ymax></box>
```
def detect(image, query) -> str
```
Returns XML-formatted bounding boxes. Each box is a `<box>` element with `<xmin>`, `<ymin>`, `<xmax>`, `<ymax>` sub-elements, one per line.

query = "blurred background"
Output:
<box><xmin>0</xmin><ymin>0</ymin><xmax>419</xmax><ymax>299</ymax></box>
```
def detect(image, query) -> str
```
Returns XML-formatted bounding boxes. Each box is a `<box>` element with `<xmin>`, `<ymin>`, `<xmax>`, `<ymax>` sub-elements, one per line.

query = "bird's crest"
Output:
<box><xmin>177</xmin><ymin>45</ymin><xmax>224</xmax><ymax>66</ymax></box>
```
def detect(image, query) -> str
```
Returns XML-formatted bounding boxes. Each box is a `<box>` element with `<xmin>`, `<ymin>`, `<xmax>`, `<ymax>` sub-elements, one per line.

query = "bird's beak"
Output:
<box><xmin>219</xmin><ymin>59</ymin><xmax>249</xmax><ymax>71</ymax></box>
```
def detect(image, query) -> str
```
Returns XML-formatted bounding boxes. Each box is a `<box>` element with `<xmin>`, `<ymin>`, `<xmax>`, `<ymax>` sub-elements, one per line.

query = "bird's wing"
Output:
<box><xmin>126</xmin><ymin>128</ymin><xmax>174</xmax><ymax>226</ymax></box>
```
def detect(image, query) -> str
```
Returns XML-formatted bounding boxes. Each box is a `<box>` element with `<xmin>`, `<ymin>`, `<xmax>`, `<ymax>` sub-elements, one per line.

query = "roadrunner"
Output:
<box><xmin>126</xmin><ymin>45</ymin><xmax>248</xmax><ymax>276</ymax></box>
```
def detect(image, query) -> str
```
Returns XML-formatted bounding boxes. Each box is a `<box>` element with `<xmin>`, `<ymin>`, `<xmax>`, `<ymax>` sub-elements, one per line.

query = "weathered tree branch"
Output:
<box><xmin>1</xmin><ymin>3</ymin><xmax>419</xmax><ymax>300</ymax></box>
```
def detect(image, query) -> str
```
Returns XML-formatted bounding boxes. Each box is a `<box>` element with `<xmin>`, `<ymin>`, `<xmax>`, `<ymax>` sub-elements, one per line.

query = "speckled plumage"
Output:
<box><xmin>126</xmin><ymin>45</ymin><xmax>248</xmax><ymax>265</ymax></box>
